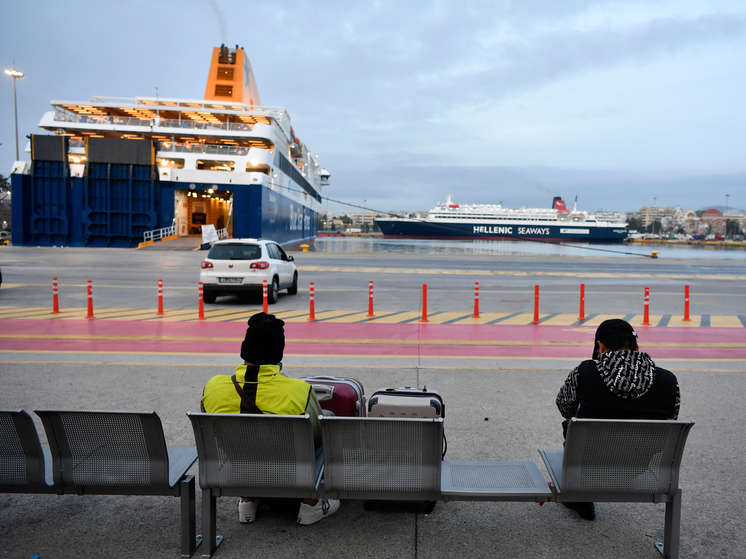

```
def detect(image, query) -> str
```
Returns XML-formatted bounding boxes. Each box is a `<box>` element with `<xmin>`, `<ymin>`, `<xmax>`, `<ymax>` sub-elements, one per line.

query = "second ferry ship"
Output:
<box><xmin>10</xmin><ymin>45</ymin><xmax>327</xmax><ymax>248</ymax></box>
<box><xmin>376</xmin><ymin>196</ymin><xmax>628</xmax><ymax>243</ymax></box>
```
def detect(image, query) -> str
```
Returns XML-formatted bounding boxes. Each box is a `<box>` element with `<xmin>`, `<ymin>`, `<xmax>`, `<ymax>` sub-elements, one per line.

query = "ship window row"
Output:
<box><xmin>275</xmin><ymin>152</ymin><xmax>322</xmax><ymax>202</ymax></box>
<box><xmin>433</xmin><ymin>214</ymin><xmax>560</xmax><ymax>221</ymax></box>
<box><xmin>154</xmin><ymin>157</ymin><xmax>270</xmax><ymax>174</ymax></box>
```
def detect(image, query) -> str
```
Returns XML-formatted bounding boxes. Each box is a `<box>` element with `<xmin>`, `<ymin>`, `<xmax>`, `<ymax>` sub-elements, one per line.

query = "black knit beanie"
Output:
<box><xmin>592</xmin><ymin>319</ymin><xmax>637</xmax><ymax>359</ymax></box>
<box><xmin>240</xmin><ymin>312</ymin><xmax>285</xmax><ymax>365</ymax></box>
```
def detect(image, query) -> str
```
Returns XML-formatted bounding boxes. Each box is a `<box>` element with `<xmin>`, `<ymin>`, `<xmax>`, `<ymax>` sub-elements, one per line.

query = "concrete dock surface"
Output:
<box><xmin>0</xmin><ymin>248</ymin><xmax>744</xmax><ymax>558</ymax></box>
<box><xmin>1</xmin><ymin>318</ymin><xmax>744</xmax><ymax>559</ymax></box>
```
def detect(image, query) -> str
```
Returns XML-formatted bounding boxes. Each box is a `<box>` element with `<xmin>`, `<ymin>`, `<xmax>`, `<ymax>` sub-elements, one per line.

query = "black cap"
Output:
<box><xmin>592</xmin><ymin>319</ymin><xmax>637</xmax><ymax>359</ymax></box>
<box><xmin>240</xmin><ymin>312</ymin><xmax>285</xmax><ymax>365</ymax></box>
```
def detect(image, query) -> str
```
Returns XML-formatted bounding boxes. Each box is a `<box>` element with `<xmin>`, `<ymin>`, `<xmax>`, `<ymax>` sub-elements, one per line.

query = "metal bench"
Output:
<box><xmin>539</xmin><ymin>418</ymin><xmax>695</xmax><ymax>559</ymax></box>
<box><xmin>319</xmin><ymin>416</ymin><xmax>550</xmax><ymax>504</ymax></box>
<box><xmin>0</xmin><ymin>409</ymin><xmax>58</xmax><ymax>494</ymax></box>
<box><xmin>187</xmin><ymin>412</ymin><xmax>322</xmax><ymax>559</ymax></box>
<box><xmin>34</xmin><ymin>409</ymin><xmax>201</xmax><ymax>559</ymax></box>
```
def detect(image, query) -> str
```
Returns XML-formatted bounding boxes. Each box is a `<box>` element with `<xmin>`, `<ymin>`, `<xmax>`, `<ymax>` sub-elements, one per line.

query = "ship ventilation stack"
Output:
<box><xmin>205</xmin><ymin>45</ymin><xmax>261</xmax><ymax>107</ymax></box>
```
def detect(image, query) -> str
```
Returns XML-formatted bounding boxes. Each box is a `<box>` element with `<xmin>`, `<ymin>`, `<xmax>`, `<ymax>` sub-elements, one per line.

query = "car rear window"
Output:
<box><xmin>207</xmin><ymin>244</ymin><xmax>262</xmax><ymax>260</ymax></box>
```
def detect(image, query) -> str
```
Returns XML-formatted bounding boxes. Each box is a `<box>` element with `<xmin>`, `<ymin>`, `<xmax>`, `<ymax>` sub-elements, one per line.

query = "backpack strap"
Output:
<box><xmin>231</xmin><ymin>374</ymin><xmax>264</xmax><ymax>414</ymax></box>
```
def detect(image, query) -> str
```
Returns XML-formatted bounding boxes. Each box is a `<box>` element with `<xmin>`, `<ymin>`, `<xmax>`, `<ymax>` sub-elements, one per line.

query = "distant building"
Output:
<box><xmin>593</xmin><ymin>209</ymin><xmax>625</xmax><ymax>223</ymax></box>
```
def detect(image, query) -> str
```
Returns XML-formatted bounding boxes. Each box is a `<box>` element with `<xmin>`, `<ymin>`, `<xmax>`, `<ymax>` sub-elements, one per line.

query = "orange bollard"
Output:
<box><xmin>531</xmin><ymin>285</ymin><xmax>540</xmax><ymax>324</ymax></box>
<box><xmin>156</xmin><ymin>279</ymin><xmax>165</xmax><ymax>316</ymax></box>
<box><xmin>367</xmin><ymin>280</ymin><xmax>375</xmax><ymax>317</ymax></box>
<box><xmin>308</xmin><ymin>282</ymin><xmax>316</xmax><ymax>321</ymax></box>
<box><xmin>198</xmin><ymin>281</ymin><xmax>205</xmax><ymax>320</ymax></box>
<box><xmin>683</xmin><ymin>285</ymin><xmax>691</xmax><ymax>322</ymax></box>
<box><xmin>642</xmin><ymin>286</ymin><xmax>651</xmax><ymax>326</ymax></box>
<box><xmin>52</xmin><ymin>277</ymin><xmax>60</xmax><ymax>314</ymax></box>
<box><xmin>578</xmin><ymin>283</ymin><xmax>585</xmax><ymax>321</ymax></box>
<box><xmin>473</xmin><ymin>282</ymin><xmax>480</xmax><ymax>318</ymax></box>
<box><xmin>420</xmin><ymin>284</ymin><xmax>429</xmax><ymax>323</ymax></box>
<box><xmin>262</xmin><ymin>279</ymin><xmax>269</xmax><ymax>313</ymax></box>
<box><xmin>86</xmin><ymin>280</ymin><xmax>95</xmax><ymax>319</ymax></box>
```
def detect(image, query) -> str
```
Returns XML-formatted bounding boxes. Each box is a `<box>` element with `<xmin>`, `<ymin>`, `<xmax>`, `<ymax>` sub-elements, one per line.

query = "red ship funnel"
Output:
<box><xmin>553</xmin><ymin>197</ymin><xmax>569</xmax><ymax>213</ymax></box>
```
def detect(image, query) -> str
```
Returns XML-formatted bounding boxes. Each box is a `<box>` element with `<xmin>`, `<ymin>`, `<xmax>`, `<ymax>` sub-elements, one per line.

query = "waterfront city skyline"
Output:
<box><xmin>1</xmin><ymin>0</ymin><xmax>745</xmax><ymax>214</ymax></box>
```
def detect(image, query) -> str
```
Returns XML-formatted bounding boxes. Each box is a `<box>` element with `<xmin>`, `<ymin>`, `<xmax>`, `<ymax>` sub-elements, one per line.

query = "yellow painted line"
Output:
<box><xmin>450</xmin><ymin>314</ymin><xmax>496</xmax><ymax>325</ymax></box>
<box><xmin>367</xmin><ymin>312</ymin><xmax>423</xmax><ymax>324</ymax></box>
<box><xmin>417</xmin><ymin>312</ymin><xmax>472</xmax><ymax>324</ymax></box>
<box><xmin>1</xmin><ymin>309</ymin><xmax>744</xmax><ymax>327</ymax></box>
<box><xmin>490</xmin><ymin>313</ymin><xmax>534</xmax><ymax>325</ymax></box>
<box><xmin>1</xmin><ymin>333</ymin><xmax>745</xmax><ymax>348</ymax></box>
<box><xmin>320</xmin><ymin>311</ymin><xmax>395</xmax><ymax>323</ymax></box>
<box><xmin>538</xmin><ymin>314</ymin><xmax>580</xmax><ymax>326</ymax></box>
<box><xmin>627</xmin><ymin>315</ymin><xmax>661</xmax><ymax>327</ymax></box>
<box><xmin>667</xmin><ymin>316</ymin><xmax>702</xmax><ymax>328</ymax></box>
<box><xmin>711</xmin><ymin>315</ymin><xmax>745</xmax><ymax>328</ymax></box>
<box><xmin>1</xmin><ymin>360</ymin><xmax>742</xmax><ymax>372</ymax></box>
<box><xmin>1</xmin><ymin>353</ymin><xmax>745</xmax><ymax>365</ymax></box>
<box><xmin>297</xmin><ymin>265</ymin><xmax>746</xmax><ymax>281</ymax></box>
<box><xmin>0</xmin><ymin>308</ymin><xmax>75</xmax><ymax>318</ymax></box>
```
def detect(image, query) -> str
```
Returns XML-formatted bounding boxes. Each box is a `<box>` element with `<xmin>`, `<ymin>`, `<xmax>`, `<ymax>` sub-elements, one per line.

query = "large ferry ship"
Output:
<box><xmin>10</xmin><ymin>45</ymin><xmax>327</xmax><ymax>248</ymax></box>
<box><xmin>375</xmin><ymin>196</ymin><xmax>628</xmax><ymax>243</ymax></box>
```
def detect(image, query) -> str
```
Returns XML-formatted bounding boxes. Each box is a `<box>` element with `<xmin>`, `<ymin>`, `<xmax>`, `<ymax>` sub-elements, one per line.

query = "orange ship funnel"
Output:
<box><xmin>204</xmin><ymin>44</ymin><xmax>261</xmax><ymax>107</ymax></box>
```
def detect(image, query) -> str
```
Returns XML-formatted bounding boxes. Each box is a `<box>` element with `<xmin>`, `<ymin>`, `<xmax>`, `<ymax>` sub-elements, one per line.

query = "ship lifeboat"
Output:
<box><xmin>449</xmin><ymin>204</ymin><xmax>459</xmax><ymax>209</ymax></box>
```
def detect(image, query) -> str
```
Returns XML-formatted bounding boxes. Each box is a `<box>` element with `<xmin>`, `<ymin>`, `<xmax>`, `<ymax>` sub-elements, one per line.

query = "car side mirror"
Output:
<box><xmin>287</xmin><ymin>255</ymin><xmax>294</xmax><ymax>262</ymax></box>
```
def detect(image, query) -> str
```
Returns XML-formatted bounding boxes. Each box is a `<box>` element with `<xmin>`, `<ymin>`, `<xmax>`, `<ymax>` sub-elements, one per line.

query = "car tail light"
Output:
<box><xmin>201</xmin><ymin>261</ymin><xmax>213</xmax><ymax>269</ymax></box>
<box><xmin>250</xmin><ymin>261</ymin><xmax>270</xmax><ymax>270</ymax></box>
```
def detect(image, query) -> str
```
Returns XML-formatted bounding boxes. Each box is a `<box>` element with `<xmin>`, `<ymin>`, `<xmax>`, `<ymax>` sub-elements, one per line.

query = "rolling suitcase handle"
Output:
<box><xmin>312</xmin><ymin>384</ymin><xmax>335</xmax><ymax>402</ymax></box>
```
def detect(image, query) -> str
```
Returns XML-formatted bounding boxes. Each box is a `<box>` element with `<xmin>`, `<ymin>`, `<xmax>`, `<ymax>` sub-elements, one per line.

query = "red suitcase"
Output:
<box><xmin>301</xmin><ymin>376</ymin><xmax>366</xmax><ymax>417</ymax></box>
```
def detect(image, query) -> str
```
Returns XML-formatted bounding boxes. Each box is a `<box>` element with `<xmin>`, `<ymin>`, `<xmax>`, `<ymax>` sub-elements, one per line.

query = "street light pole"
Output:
<box><xmin>5</xmin><ymin>68</ymin><xmax>24</xmax><ymax>161</ymax></box>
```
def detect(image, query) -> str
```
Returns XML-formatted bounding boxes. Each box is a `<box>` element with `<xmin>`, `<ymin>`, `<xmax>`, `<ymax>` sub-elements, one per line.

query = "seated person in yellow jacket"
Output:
<box><xmin>201</xmin><ymin>312</ymin><xmax>340</xmax><ymax>525</ymax></box>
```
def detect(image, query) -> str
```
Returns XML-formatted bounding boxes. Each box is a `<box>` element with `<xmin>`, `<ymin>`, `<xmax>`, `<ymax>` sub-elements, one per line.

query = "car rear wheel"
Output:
<box><xmin>287</xmin><ymin>272</ymin><xmax>298</xmax><ymax>295</ymax></box>
<box><xmin>203</xmin><ymin>292</ymin><xmax>217</xmax><ymax>304</ymax></box>
<box><xmin>268</xmin><ymin>277</ymin><xmax>279</xmax><ymax>304</ymax></box>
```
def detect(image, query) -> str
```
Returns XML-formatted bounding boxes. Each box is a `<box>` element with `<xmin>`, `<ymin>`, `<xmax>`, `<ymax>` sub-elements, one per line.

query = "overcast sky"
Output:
<box><xmin>1</xmin><ymin>0</ymin><xmax>745</xmax><ymax>214</ymax></box>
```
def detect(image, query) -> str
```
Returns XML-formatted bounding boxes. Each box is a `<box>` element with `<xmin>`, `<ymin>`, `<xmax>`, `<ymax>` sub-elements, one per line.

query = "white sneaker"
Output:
<box><xmin>297</xmin><ymin>499</ymin><xmax>341</xmax><ymax>525</ymax></box>
<box><xmin>238</xmin><ymin>499</ymin><xmax>259</xmax><ymax>523</ymax></box>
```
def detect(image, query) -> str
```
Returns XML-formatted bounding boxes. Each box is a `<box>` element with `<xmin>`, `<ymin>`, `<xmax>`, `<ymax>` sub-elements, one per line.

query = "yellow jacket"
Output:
<box><xmin>201</xmin><ymin>363</ymin><xmax>323</xmax><ymax>444</ymax></box>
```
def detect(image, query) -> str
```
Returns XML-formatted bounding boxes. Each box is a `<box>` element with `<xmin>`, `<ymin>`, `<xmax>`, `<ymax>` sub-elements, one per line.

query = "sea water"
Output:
<box><xmin>315</xmin><ymin>237</ymin><xmax>745</xmax><ymax>259</ymax></box>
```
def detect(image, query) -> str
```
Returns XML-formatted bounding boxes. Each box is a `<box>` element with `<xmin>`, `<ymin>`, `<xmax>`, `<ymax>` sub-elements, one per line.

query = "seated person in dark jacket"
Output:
<box><xmin>555</xmin><ymin>318</ymin><xmax>680</xmax><ymax>520</ymax></box>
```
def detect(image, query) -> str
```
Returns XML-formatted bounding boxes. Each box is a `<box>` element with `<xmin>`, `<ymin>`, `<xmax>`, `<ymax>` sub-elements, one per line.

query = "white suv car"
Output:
<box><xmin>199</xmin><ymin>239</ymin><xmax>298</xmax><ymax>304</ymax></box>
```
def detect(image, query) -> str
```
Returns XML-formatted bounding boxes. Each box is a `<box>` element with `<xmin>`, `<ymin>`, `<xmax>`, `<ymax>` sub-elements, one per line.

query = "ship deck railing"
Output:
<box><xmin>144</xmin><ymin>225</ymin><xmax>177</xmax><ymax>243</ymax></box>
<box><xmin>53</xmin><ymin>110</ymin><xmax>265</xmax><ymax>134</ymax></box>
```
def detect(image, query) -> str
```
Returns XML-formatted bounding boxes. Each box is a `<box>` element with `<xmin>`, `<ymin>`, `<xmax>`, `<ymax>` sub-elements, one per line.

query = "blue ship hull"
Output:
<box><xmin>376</xmin><ymin>219</ymin><xmax>627</xmax><ymax>243</ymax></box>
<box><xmin>11</xmin><ymin>155</ymin><xmax>318</xmax><ymax>248</ymax></box>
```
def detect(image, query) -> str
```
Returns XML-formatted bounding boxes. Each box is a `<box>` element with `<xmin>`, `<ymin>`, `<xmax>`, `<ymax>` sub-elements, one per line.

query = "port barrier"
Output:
<box><xmin>531</xmin><ymin>285</ymin><xmax>540</xmax><ymax>324</ymax></box>
<box><xmin>262</xmin><ymin>280</ymin><xmax>269</xmax><ymax>313</ymax></box>
<box><xmin>157</xmin><ymin>279</ymin><xmax>164</xmax><ymax>316</ymax></box>
<box><xmin>367</xmin><ymin>281</ymin><xmax>375</xmax><ymax>317</ymax></box>
<box><xmin>308</xmin><ymin>282</ymin><xmax>316</xmax><ymax>322</ymax></box>
<box><xmin>52</xmin><ymin>278</ymin><xmax>59</xmax><ymax>314</ymax></box>
<box><xmin>86</xmin><ymin>280</ymin><xmax>95</xmax><ymax>319</ymax></box>
<box><xmin>642</xmin><ymin>287</ymin><xmax>651</xmax><ymax>326</ymax></box>
<box><xmin>473</xmin><ymin>282</ymin><xmax>480</xmax><ymax>319</ymax></box>
<box><xmin>420</xmin><ymin>284</ymin><xmax>429</xmax><ymax>323</ymax></box>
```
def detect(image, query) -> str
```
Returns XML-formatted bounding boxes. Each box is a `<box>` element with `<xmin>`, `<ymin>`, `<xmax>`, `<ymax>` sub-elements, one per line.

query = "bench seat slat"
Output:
<box><xmin>440</xmin><ymin>460</ymin><xmax>551</xmax><ymax>502</ymax></box>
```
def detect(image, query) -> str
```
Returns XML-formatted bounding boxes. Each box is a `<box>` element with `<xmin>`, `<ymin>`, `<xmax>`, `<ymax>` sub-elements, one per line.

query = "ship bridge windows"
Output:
<box><xmin>197</xmin><ymin>160</ymin><xmax>235</xmax><ymax>172</ymax></box>
<box><xmin>156</xmin><ymin>158</ymin><xmax>185</xmax><ymax>169</ymax></box>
